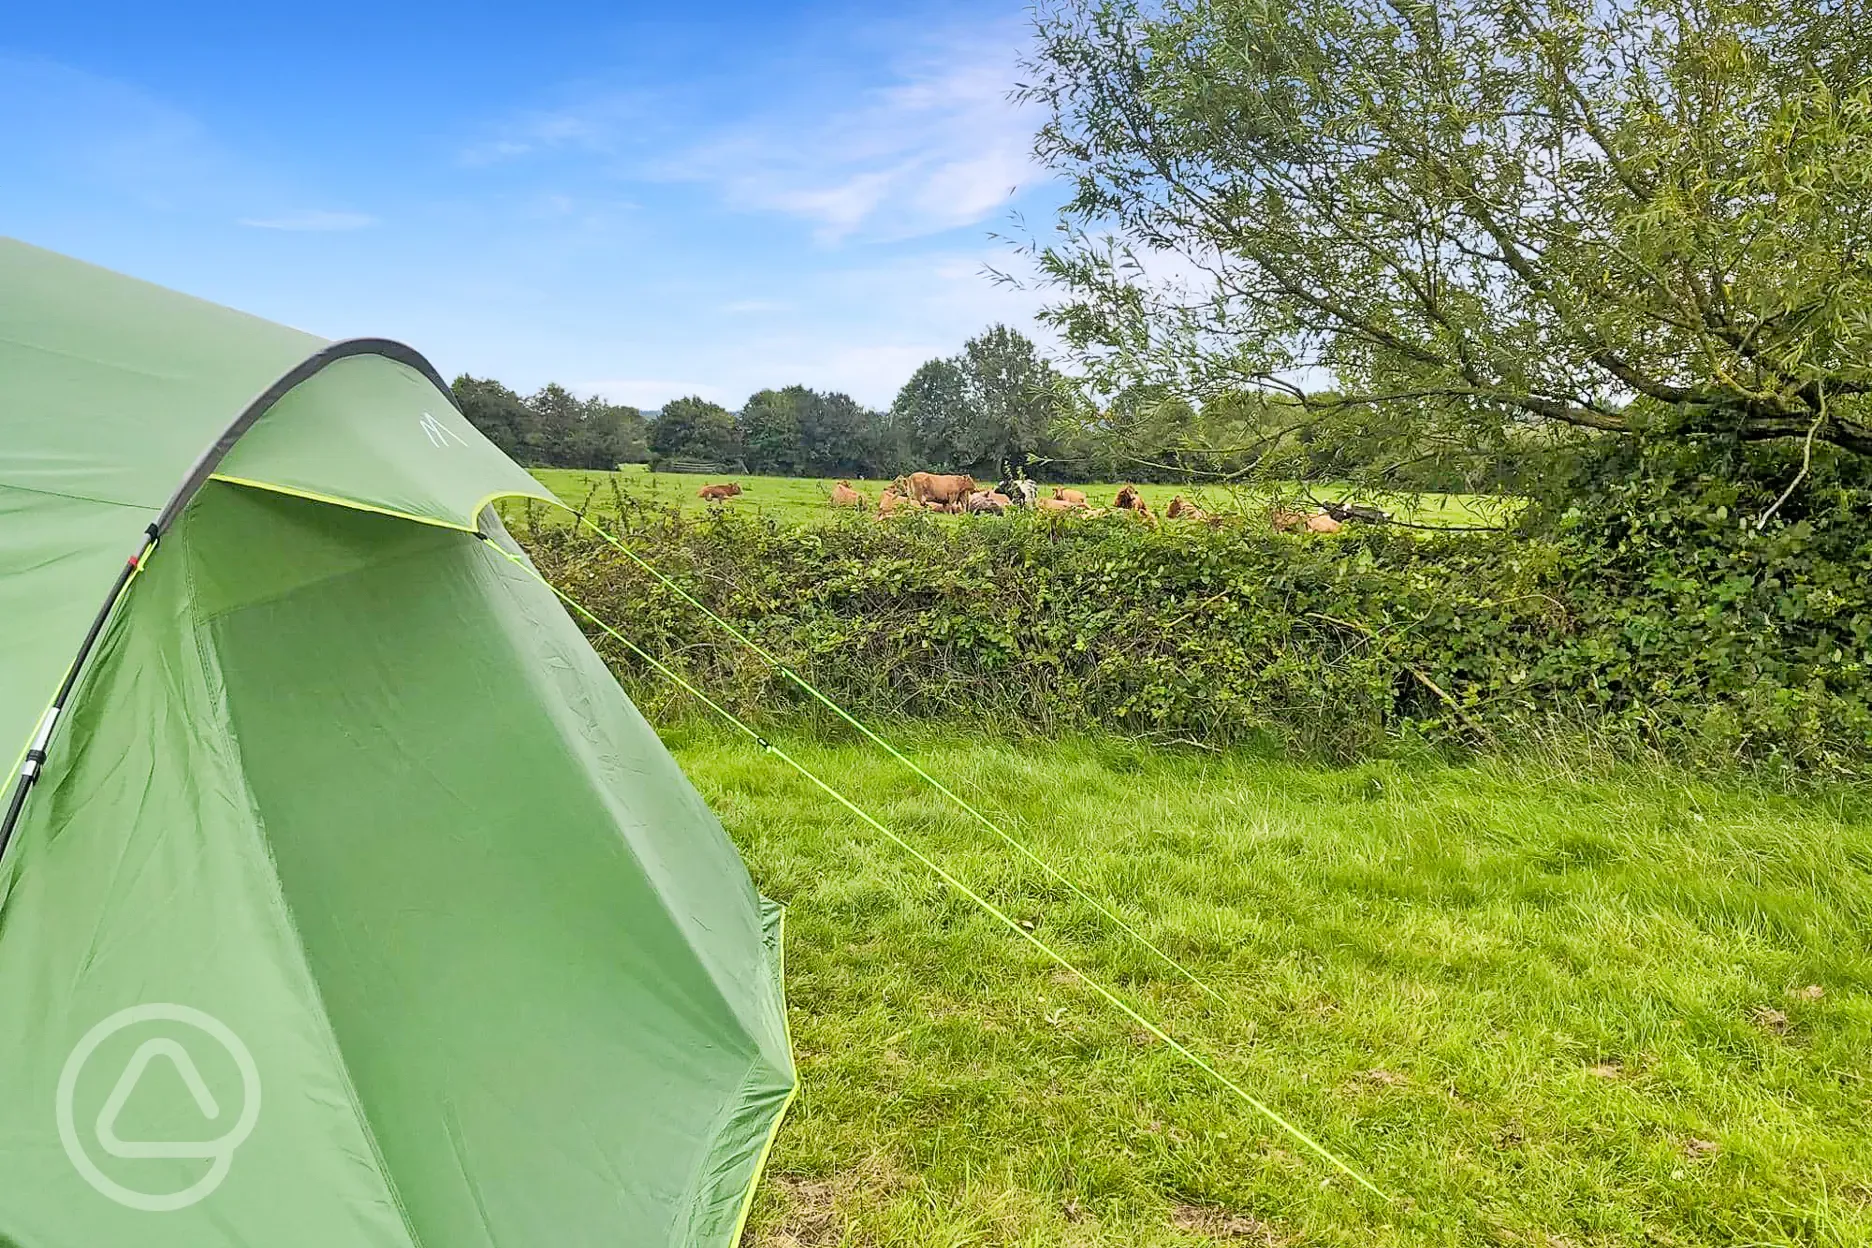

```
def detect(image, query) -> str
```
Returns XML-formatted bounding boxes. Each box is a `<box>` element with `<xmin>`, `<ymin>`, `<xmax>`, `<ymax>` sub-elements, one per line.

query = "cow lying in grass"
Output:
<box><xmin>1166</xmin><ymin>495</ymin><xmax>1207</xmax><ymax>521</ymax></box>
<box><xmin>1271</xmin><ymin>506</ymin><xmax>1342</xmax><ymax>533</ymax></box>
<box><xmin>1113</xmin><ymin>484</ymin><xmax>1156</xmax><ymax>522</ymax></box>
<box><xmin>697</xmin><ymin>482</ymin><xmax>742</xmax><ymax>501</ymax></box>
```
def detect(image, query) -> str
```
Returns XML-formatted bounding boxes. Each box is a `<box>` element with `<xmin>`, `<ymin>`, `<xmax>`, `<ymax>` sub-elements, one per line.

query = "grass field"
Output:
<box><xmin>517</xmin><ymin>465</ymin><xmax>1511</xmax><ymax>529</ymax></box>
<box><xmin>666</xmin><ymin>723</ymin><xmax>1872</xmax><ymax>1247</ymax></box>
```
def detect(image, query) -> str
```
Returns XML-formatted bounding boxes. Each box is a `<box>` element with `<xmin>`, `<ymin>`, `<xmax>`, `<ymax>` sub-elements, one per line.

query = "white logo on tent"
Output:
<box><xmin>57</xmin><ymin>1003</ymin><xmax>262</xmax><ymax>1213</ymax></box>
<box><xmin>420</xmin><ymin>411</ymin><xmax>470</xmax><ymax>448</ymax></box>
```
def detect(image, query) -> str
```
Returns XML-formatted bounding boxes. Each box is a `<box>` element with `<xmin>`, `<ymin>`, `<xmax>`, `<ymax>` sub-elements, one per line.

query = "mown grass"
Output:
<box><xmin>521</xmin><ymin>465</ymin><xmax>1510</xmax><ymax>529</ymax></box>
<box><xmin>664</xmin><ymin>722</ymin><xmax>1872</xmax><ymax>1246</ymax></box>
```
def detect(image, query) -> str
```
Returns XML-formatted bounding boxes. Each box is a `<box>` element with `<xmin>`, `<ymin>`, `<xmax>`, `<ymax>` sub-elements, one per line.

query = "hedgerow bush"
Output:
<box><xmin>515</xmin><ymin>454</ymin><xmax>1872</xmax><ymax>772</ymax></box>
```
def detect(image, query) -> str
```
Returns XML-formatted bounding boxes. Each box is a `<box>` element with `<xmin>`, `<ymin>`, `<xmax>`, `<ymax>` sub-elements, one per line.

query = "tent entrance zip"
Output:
<box><xmin>0</xmin><ymin>525</ymin><xmax>158</xmax><ymax>862</ymax></box>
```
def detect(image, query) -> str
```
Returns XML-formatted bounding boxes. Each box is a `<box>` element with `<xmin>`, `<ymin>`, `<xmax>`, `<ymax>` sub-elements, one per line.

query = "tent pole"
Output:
<box><xmin>1</xmin><ymin>337</ymin><xmax>451</xmax><ymax>865</ymax></box>
<box><xmin>0</xmin><ymin>524</ymin><xmax>158</xmax><ymax>863</ymax></box>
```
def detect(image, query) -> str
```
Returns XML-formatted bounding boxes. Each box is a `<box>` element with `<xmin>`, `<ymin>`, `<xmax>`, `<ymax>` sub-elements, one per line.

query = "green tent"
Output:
<box><xmin>0</xmin><ymin>238</ymin><xmax>796</xmax><ymax>1246</ymax></box>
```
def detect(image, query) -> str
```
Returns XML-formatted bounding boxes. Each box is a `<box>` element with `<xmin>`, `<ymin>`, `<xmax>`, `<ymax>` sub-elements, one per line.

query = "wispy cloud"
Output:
<box><xmin>556</xmin><ymin>251</ymin><xmax>1055</xmax><ymax>410</ymax></box>
<box><xmin>458</xmin><ymin>95</ymin><xmax>647</xmax><ymax>167</ymax></box>
<box><xmin>661</xmin><ymin>32</ymin><xmax>1038</xmax><ymax>242</ymax></box>
<box><xmin>238</xmin><ymin>209</ymin><xmax>377</xmax><ymax>231</ymax></box>
<box><xmin>0</xmin><ymin>55</ymin><xmax>233</xmax><ymax>210</ymax></box>
<box><xmin>461</xmin><ymin>23</ymin><xmax>1042</xmax><ymax>244</ymax></box>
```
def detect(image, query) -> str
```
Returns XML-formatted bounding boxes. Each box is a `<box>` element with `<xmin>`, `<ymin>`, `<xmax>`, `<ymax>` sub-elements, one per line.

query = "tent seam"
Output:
<box><xmin>207</xmin><ymin>473</ymin><xmax>554</xmax><ymax>536</ymax></box>
<box><xmin>0</xmin><ymin>479</ymin><xmax>160</xmax><ymax>511</ymax></box>
<box><xmin>474</xmin><ymin>525</ymin><xmax>781</xmax><ymax>1055</ymax></box>
<box><xmin>208</xmin><ymin>474</ymin><xmax>476</xmax><ymax>533</ymax></box>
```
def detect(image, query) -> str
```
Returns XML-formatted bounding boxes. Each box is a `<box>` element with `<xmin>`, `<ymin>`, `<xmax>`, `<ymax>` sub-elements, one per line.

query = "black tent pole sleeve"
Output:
<box><xmin>154</xmin><ymin>338</ymin><xmax>452</xmax><ymax>533</ymax></box>
<box><xmin>0</xmin><ymin>525</ymin><xmax>157</xmax><ymax>862</ymax></box>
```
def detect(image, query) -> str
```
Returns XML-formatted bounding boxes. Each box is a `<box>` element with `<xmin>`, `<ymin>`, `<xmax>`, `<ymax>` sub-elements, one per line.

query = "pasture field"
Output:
<box><xmin>669</xmin><ymin>724</ymin><xmax>1872</xmax><ymax>1247</ymax></box>
<box><xmin>517</xmin><ymin>465</ymin><xmax>1511</xmax><ymax>529</ymax></box>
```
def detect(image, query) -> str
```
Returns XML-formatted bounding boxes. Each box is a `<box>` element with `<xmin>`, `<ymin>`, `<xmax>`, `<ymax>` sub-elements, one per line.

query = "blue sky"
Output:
<box><xmin>0</xmin><ymin>1</ymin><xmax>1059</xmax><ymax>409</ymax></box>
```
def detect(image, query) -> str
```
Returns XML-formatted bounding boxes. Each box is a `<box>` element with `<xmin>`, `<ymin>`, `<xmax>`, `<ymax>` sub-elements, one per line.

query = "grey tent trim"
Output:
<box><xmin>155</xmin><ymin>337</ymin><xmax>452</xmax><ymax>533</ymax></box>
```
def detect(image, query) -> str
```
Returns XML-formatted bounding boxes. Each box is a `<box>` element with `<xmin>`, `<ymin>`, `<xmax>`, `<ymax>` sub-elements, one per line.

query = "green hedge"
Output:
<box><xmin>514</xmin><ymin>473</ymin><xmax>1872</xmax><ymax>771</ymax></box>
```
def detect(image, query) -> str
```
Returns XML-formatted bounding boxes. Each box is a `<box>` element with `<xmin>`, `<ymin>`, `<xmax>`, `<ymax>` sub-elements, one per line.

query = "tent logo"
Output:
<box><xmin>419</xmin><ymin>410</ymin><xmax>470</xmax><ymax>448</ymax></box>
<box><xmin>56</xmin><ymin>1004</ymin><xmax>262</xmax><ymax>1212</ymax></box>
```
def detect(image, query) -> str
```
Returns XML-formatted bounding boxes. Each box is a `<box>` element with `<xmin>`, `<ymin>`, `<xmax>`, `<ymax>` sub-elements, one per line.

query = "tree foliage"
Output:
<box><xmin>454</xmin><ymin>323</ymin><xmax>1086</xmax><ymax>480</ymax></box>
<box><xmin>649</xmin><ymin>396</ymin><xmax>743</xmax><ymax>468</ymax></box>
<box><xmin>731</xmin><ymin>385</ymin><xmax>896</xmax><ymax>476</ymax></box>
<box><xmin>1021</xmin><ymin>0</ymin><xmax>1872</xmax><ymax>488</ymax></box>
<box><xmin>452</xmin><ymin>376</ymin><xmax>647</xmax><ymax>469</ymax></box>
<box><xmin>889</xmin><ymin>324</ymin><xmax>1069</xmax><ymax>475</ymax></box>
<box><xmin>890</xmin><ymin>358</ymin><xmax>977</xmax><ymax>469</ymax></box>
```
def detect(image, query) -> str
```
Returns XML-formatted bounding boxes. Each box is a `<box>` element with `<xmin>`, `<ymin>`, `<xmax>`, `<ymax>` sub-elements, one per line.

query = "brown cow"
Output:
<box><xmin>902</xmin><ymin>471</ymin><xmax>977</xmax><ymax>506</ymax></box>
<box><xmin>1269</xmin><ymin>506</ymin><xmax>1309</xmax><ymax>532</ymax></box>
<box><xmin>878</xmin><ymin>487</ymin><xmax>915</xmax><ymax>515</ymax></box>
<box><xmin>1271</xmin><ymin>505</ymin><xmax>1342</xmax><ymax>533</ymax></box>
<box><xmin>829</xmin><ymin>480</ymin><xmax>865</xmax><ymax>508</ymax></box>
<box><xmin>1052</xmin><ymin>487</ymin><xmax>1088</xmax><ymax>507</ymax></box>
<box><xmin>1036</xmin><ymin>496</ymin><xmax>1078</xmax><ymax>513</ymax></box>
<box><xmin>1113</xmin><ymin>484</ymin><xmax>1156</xmax><ymax>522</ymax></box>
<box><xmin>965</xmin><ymin>490</ymin><xmax>1011</xmax><ymax>515</ymax></box>
<box><xmin>1166</xmin><ymin>495</ymin><xmax>1206</xmax><ymax>521</ymax></box>
<box><xmin>697</xmin><ymin>482</ymin><xmax>742</xmax><ymax>501</ymax></box>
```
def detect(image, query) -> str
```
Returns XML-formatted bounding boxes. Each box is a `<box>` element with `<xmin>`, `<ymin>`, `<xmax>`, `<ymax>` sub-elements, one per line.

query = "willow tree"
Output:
<box><xmin>1021</xmin><ymin>0</ymin><xmax>1872</xmax><ymax>488</ymax></box>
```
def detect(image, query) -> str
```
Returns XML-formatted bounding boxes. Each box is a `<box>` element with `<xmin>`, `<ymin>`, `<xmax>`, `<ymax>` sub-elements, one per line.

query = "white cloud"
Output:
<box><xmin>458</xmin><ymin>96</ymin><xmax>644</xmax><ymax>166</ymax></box>
<box><xmin>238</xmin><ymin>210</ymin><xmax>377</xmax><ymax>231</ymax></box>
<box><xmin>462</xmin><ymin>24</ymin><xmax>1042</xmax><ymax>244</ymax></box>
<box><xmin>533</xmin><ymin>250</ymin><xmax>1057</xmax><ymax>410</ymax></box>
<box><xmin>0</xmin><ymin>56</ymin><xmax>232</xmax><ymax>210</ymax></box>
<box><xmin>790</xmin><ymin>342</ymin><xmax>947</xmax><ymax>399</ymax></box>
<box><xmin>664</xmin><ymin>35</ymin><xmax>1039</xmax><ymax>242</ymax></box>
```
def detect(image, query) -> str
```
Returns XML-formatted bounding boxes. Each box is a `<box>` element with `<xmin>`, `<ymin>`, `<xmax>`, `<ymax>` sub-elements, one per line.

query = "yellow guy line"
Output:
<box><xmin>568</xmin><ymin>512</ymin><xmax>1232</xmax><ymax>1008</ymax></box>
<box><xmin>194</xmin><ymin>477</ymin><xmax>1386</xmax><ymax>1200</ymax></box>
<box><xmin>480</xmin><ymin>536</ymin><xmax>1389</xmax><ymax>1202</ymax></box>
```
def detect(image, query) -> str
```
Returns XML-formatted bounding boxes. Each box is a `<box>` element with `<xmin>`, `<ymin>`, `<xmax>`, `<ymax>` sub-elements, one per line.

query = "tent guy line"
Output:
<box><xmin>568</xmin><ymin>510</ymin><xmax>1236</xmax><ymax>1009</ymax></box>
<box><xmin>6</xmin><ymin>445</ymin><xmax>1387</xmax><ymax>1203</ymax></box>
<box><xmin>478</xmin><ymin>530</ymin><xmax>1392</xmax><ymax>1203</ymax></box>
<box><xmin>0</xmin><ymin>239</ymin><xmax>1383</xmax><ymax>1239</ymax></box>
<box><xmin>1</xmin><ymin>447</ymin><xmax>1389</xmax><ymax>1206</ymax></box>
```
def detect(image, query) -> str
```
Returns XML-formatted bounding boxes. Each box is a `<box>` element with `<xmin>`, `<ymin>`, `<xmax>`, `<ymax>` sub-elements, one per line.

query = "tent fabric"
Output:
<box><xmin>0</xmin><ymin>239</ymin><xmax>795</xmax><ymax>1246</ymax></box>
<box><xmin>0</xmin><ymin>237</ymin><xmax>555</xmax><ymax>766</ymax></box>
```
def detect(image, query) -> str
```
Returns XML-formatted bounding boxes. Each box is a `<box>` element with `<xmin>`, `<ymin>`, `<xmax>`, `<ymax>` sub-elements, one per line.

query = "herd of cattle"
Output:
<box><xmin>699</xmin><ymin>472</ymin><xmax>1385</xmax><ymax>531</ymax></box>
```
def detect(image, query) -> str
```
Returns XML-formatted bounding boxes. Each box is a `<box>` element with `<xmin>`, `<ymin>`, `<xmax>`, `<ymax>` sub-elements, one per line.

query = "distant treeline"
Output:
<box><xmin>452</xmin><ymin>378</ymin><xmax>649</xmax><ymax>470</ymax></box>
<box><xmin>451</xmin><ymin>325</ymin><xmax>1071</xmax><ymax>479</ymax></box>
<box><xmin>453</xmin><ymin>324</ymin><xmax>1526</xmax><ymax>491</ymax></box>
